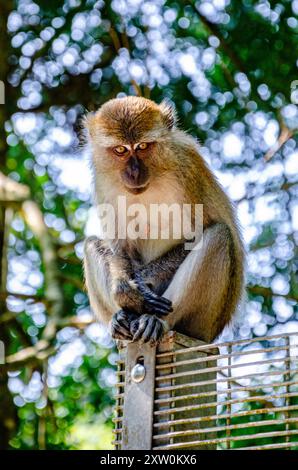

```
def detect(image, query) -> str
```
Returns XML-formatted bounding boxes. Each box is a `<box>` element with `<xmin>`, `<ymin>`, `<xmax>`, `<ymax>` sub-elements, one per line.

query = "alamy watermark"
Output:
<box><xmin>97</xmin><ymin>196</ymin><xmax>204</xmax><ymax>251</ymax></box>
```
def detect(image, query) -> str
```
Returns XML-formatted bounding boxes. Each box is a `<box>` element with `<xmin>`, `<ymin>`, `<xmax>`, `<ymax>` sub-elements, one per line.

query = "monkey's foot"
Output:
<box><xmin>131</xmin><ymin>314</ymin><xmax>167</xmax><ymax>345</ymax></box>
<box><xmin>135</xmin><ymin>277</ymin><xmax>173</xmax><ymax>316</ymax></box>
<box><xmin>110</xmin><ymin>309</ymin><xmax>138</xmax><ymax>341</ymax></box>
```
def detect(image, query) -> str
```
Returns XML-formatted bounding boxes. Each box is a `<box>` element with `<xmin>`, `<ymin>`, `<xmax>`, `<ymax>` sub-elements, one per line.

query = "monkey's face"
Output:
<box><xmin>86</xmin><ymin>96</ymin><xmax>176</xmax><ymax>195</ymax></box>
<box><xmin>108</xmin><ymin>142</ymin><xmax>151</xmax><ymax>194</ymax></box>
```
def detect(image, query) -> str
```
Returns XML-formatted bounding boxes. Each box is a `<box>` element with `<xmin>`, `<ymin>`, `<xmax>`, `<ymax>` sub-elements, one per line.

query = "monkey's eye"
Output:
<box><xmin>137</xmin><ymin>142</ymin><xmax>149</xmax><ymax>151</ymax></box>
<box><xmin>114</xmin><ymin>145</ymin><xmax>128</xmax><ymax>155</ymax></box>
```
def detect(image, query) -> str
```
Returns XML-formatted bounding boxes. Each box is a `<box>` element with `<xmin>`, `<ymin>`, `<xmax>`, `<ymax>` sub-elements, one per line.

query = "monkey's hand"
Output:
<box><xmin>134</xmin><ymin>273</ymin><xmax>173</xmax><ymax>316</ymax></box>
<box><xmin>130</xmin><ymin>314</ymin><xmax>168</xmax><ymax>345</ymax></box>
<box><xmin>113</xmin><ymin>277</ymin><xmax>172</xmax><ymax>316</ymax></box>
<box><xmin>110</xmin><ymin>309</ymin><xmax>138</xmax><ymax>341</ymax></box>
<box><xmin>113</xmin><ymin>278</ymin><xmax>144</xmax><ymax>313</ymax></box>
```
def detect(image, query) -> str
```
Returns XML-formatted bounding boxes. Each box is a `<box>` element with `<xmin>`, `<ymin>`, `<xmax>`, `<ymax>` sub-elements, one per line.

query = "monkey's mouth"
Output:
<box><xmin>125</xmin><ymin>182</ymin><xmax>149</xmax><ymax>194</ymax></box>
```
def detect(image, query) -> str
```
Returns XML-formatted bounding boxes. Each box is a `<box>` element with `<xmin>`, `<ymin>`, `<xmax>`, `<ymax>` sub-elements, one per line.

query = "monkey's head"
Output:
<box><xmin>85</xmin><ymin>96</ymin><xmax>177</xmax><ymax>195</ymax></box>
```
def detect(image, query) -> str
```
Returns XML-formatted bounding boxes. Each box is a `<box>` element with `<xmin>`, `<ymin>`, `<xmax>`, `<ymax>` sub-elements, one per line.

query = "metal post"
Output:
<box><xmin>121</xmin><ymin>341</ymin><xmax>156</xmax><ymax>450</ymax></box>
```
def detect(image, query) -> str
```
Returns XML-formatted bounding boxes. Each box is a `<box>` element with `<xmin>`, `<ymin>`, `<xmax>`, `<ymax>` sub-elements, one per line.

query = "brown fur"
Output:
<box><xmin>87</xmin><ymin>96</ymin><xmax>174</xmax><ymax>143</ymax></box>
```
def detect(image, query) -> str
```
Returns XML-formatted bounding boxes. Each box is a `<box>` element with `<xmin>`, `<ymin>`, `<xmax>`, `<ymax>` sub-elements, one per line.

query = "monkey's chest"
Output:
<box><xmin>136</xmin><ymin>237</ymin><xmax>181</xmax><ymax>264</ymax></box>
<box><xmin>131</xmin><ymin>211</ymin><xmax>184</xmax><ymax>263</ymax></box>
<box><xmin>118</xmin><ymin>182</ymin><xmax>186</xmax><ymax>263</ymax></box>
<box><xmin>114</xmin><ymin>201</ymin><xmax>184</xmax><ymax>263</ymax></box>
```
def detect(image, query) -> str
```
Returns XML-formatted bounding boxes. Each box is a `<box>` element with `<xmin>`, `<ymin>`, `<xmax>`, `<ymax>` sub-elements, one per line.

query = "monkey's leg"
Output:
<box><xmin>83</xmin><ymin>237</ymin><xmax>134</xmax><ymax>339</ymax></box>
<box><xmin>133</xmin><ymin>224</ymin><xmax>239</xmax><ymax>343</ymax></box>
<box><xmin>84</xmin><ymin>237</ymin><xmax>117</xmax><ymax>319</ymax></box>
<box><xmin>164</xmin><ymin>223</ymin><xmax>238</xmax><ymax>342</ymax></box>
<box><xmin>83</xmin><ymin>237</ymin><xmax>172</xmax><ymax>337</ymax></box>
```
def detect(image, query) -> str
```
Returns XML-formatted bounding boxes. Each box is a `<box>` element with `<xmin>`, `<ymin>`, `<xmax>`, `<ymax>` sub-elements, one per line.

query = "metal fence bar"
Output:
<box><xmin>155</xmin><ymin>369</ymin><xmax>298</xmax><ymax>392</ymax></box>
<box><xmin>113</xmin><ymin>354</ymin><xmax>125</xmax><ymax>450</ymax></box>
<box><xmin>153</xmin><ymin>405</ymin><xmax>298</xmax><ymax>428</ymax></box>
<box><xmin>284</xmin><ymin>335</ymin><xmax>291</xmax><ymax>450</ymax></box>
<box><xmin>155</xmin><ymin>356</ymin><xmax>298</xmax><ymax>382</ymax></box>
<box><xmin>153</xmin><ymin>429</ymin><xmax>298</xmax><ymax>450</ymax></box>
<box><xmin>155</xmin><ymin>344</ymin><xmax>293</xmax><ymax>369</ymax></box>
<box><xmin>152</xmin><ymin>417</ymin><xmax>298</xmax><ymax>440</ymax></box>
<box><xmin>154</xmin><ymin>380</ymin><xmax>298</xmax><ymax>403</ymax></box>
<box><xmin>225</xmin><ymin>344</ymin><xmax>232</xmax><ymax>449</ymax></box>
<box><xmin>234</xmin><ymin>442</ymin><xmax>298</xmax><ymax>450</ymax></box>
<box><xmin>153</xmin><ymin>391</ymin><xmax>298</xmax><ymax>416</ymax></box>
<box><xmin>156</xmin><ymin>332</ymin><xmax>298</xmax><ymax>358</ymax></box>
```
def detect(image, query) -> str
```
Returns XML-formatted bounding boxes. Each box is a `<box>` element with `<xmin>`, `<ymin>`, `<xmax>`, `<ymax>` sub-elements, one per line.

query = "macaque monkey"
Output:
<box><xmin>83</xmin><ymin>96</ymin><xmax>245</xmax><ymax>344</ymax></box>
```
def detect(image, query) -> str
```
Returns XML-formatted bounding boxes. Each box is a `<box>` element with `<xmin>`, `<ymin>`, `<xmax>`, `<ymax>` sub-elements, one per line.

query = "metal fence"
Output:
<box><xmin>113</xmin><ymin>331</ymin><xmax>298</xmax><ymax>450</ymax></box>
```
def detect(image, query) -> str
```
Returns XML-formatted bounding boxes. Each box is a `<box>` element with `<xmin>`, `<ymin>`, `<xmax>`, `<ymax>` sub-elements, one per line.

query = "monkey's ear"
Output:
<box><xmin>159</xmin><ymin>101</ymin><xmax>177</xmax><ymax>130</ymax></box>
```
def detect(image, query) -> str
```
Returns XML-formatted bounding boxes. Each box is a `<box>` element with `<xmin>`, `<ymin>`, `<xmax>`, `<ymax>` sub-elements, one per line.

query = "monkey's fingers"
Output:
<box><xmin>135</xmin><ymin>278</ymin><xmax>172</xmax><ymax>307</ymax></box>
<box><xmin>143</xmin><ymin>317</ymin><xmax>164</xmax><ymax>345</ymax></box>
<box><xmin>129</xmin><ymin>318</ymin><xmax>140</xmax><ymax>336</ymax></box>
<box><xmin>110</xmin><ymin>309</ymin><xmax>135</xmax><ymax>340</ymax></box>
<box><xmin>144</xmin><ymin>304</ymin><xmax>172</xmax><ymax>316</ymax></box>
<box><xmin>118</xmin><ymin>309</ymin><xmax>135</xmax><ymax>328</ymax></box>
<box><xmin>132</xmin><ymin>314</ymin><xmax>164</xmax><ymax>344</ymax></box>
<box><xmin>148</xmin><ymin>321</ymin><xmax>164</xmax><ymax>345</ymax></box>
<box><xmin>144</xmin><ymin>292</ymin><xmax>172</xmax><ymax>308</ymax></box>
<box><xmin>110</xmin><ymin>323</ymin><xmax>132</xmax><ymax>340</ymax></box>
<box><xmin>132</xmin><ymin>314</ymin><xmax>149</xmax><ymax>342</ymax></box>
<box><xmin>143</xmin><ymin>295</ymin><xmax>173</xmax><ymax>316</ymax></box>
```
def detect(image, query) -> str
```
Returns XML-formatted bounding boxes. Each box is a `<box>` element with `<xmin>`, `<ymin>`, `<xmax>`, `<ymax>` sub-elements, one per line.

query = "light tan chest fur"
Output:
<box><xmin>98</xmin><ymin>176</ymin><xmax>186</xmax><ymax>264</ymax></box>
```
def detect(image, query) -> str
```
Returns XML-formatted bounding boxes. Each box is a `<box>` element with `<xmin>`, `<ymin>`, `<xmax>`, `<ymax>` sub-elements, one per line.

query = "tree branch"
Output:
<box><xmin>3</xmin><ymin>340</ymin><xmax>54</xmax><ymax>371</ymax></box>
<box><xmin>21</xmin><ymin>201</ymin><xmax>64</xmax><ymax>340</ymax></box>
<box><xmin>0</xmin><ymin>172</ymin><xmax>30</xmax><ymax>202</ymax></box>
<box><xmin>264</xmin><ymin>124</ymin><xmax>297</xmax><ymax>162</ymax></box>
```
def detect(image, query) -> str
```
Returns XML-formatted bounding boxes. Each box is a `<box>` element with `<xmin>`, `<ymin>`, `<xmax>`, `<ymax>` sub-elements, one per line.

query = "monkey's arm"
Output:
<box><xmin>83</xmin><ymin>237</ymin><xmax>172</xmax><ymax>340</ymax></box>
<box><xmin>128</xmin><ymin>244</ymin><xmax>190</xmax><ymax>344</ymax></box>
<box><xmin>133</xmin><ymin>243</ymin><xmax>189</xmax><ymax>296</ymax></box>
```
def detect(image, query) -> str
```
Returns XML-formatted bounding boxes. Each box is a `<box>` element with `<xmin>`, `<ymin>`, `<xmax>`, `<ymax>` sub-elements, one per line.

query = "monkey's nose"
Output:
<box><xmin>121</xmin><ymin>156</ymin><xmax>149</xmax><ymax>191</ymax></box>
<box><xmin>126</xmin><ymin>156</ymin><xmax>140</xmax><ymax>183</ymax></box>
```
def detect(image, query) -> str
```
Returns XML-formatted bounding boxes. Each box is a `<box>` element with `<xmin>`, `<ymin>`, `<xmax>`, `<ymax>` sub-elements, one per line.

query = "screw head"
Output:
<box><xmin>131</xmin><ymin>363</ymin><xmax>146</xmax><ymax>383</ymax></box>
